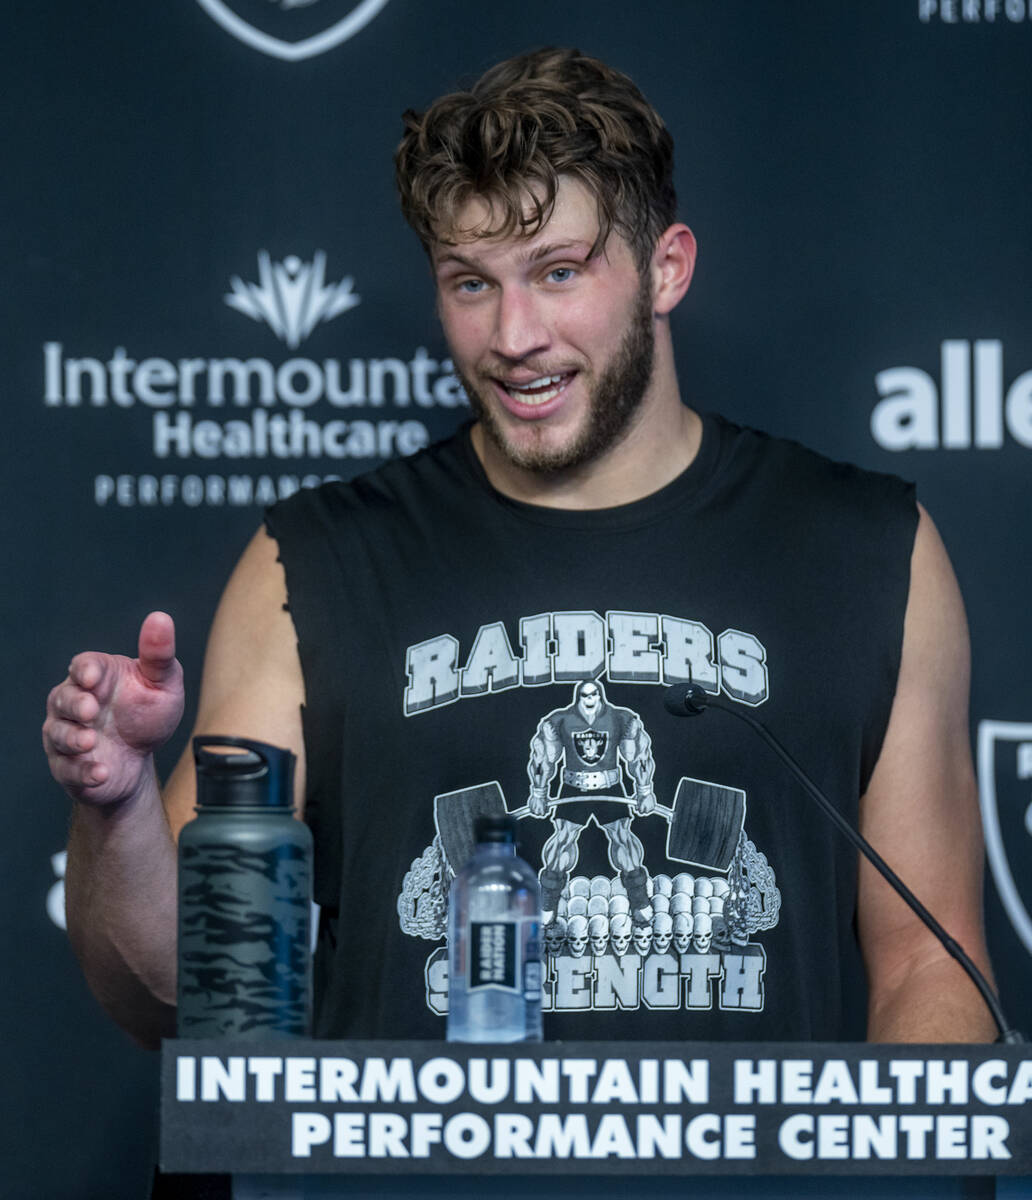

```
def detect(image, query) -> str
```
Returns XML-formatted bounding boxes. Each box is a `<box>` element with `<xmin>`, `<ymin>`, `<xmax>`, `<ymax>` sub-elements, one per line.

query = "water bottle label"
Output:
<box><xmin>468</xmin><ymin>920</ymin><xmax>522</xmax><ymax>993</ymax></box>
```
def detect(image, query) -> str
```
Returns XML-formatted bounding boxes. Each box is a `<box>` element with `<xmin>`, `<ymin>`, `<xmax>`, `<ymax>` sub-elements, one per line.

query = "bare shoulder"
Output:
<box><xmin>858</xmin><ymin>503</ymin><xmax>995</xmax><ymax>1039</ymax></box>
<box><xmin>901</xmin><ymin>503</ymin><xmax>969</xmax><ymax>682</ymax></box>
<box><xmin>201</xmin><ymin>524</ymin><xmax>299</xmax><ymax>700</ymax></box>
<box><xmin>164</xmin><ymin>526</ymin><xmax>306</xmax><ymax>837</ymax></box>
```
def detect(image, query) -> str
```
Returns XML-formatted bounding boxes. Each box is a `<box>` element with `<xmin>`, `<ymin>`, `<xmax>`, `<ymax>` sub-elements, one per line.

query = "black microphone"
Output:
<box><xmin>663</xmin><ymin>683</ymin><xmax>1025</xmax><ymax>1044</ymax></box>
<box><xmin>663</xmin><ymin>682</ymin><xmax>710</xmax><ymax>716</ymax></box>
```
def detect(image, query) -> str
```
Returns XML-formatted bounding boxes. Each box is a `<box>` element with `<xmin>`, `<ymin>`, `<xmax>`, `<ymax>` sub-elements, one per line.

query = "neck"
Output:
<box><xmin>471</xmin><ymin>346</ymin><xmax>702</xmax><ymax>510</ymax></box>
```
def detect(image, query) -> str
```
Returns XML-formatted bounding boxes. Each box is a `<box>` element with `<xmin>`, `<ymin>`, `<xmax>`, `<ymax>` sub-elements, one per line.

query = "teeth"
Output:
<box><xmin>504</xmin><ymin>374</ymin><xmax>568</xmax><ymax>405</ymax></box>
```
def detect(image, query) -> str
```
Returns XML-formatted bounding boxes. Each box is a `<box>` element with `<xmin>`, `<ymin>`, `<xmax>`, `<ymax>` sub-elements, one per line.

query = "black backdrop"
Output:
<box><xmin>5</xmin><ymin>3</ymin><xmax>1031</xmax><ymax>1196</ymax></box>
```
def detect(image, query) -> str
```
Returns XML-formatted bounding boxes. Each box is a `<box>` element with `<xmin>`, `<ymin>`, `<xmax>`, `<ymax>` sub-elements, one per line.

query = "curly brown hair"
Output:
<box><xmin>395</xmin><ymin>48</ymin><xmax>676</xmax><ymax>272</ymax></box>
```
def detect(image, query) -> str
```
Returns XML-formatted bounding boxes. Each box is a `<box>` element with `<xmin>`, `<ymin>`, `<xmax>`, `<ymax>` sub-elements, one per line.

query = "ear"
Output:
<box><xmin>650</xmin><ymin>224</ymin><xmax>697</xmax><ymax>315</ymax></box>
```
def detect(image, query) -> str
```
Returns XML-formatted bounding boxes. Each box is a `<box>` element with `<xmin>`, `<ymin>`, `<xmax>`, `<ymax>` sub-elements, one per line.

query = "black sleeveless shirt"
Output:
<box><xmin>264</xmin><ymin>412</ymin><xmax>917</xmax><ymax>1042</ymax></box>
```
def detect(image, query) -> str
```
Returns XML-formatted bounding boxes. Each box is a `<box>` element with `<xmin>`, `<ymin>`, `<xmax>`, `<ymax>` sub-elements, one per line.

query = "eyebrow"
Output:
<box><xmin>434</xmin><ymin>240</ymin><xmax>594</xmax><ymax>273</ymax></box>
<box><xmin>523</xmin><ymin>240</ymin><xmax>593</xmax><ymax>265</ymax></box>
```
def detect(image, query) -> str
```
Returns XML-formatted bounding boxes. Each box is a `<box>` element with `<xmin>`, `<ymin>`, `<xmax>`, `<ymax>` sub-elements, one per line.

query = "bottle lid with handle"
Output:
<box><xmin>192</xmin><ymin>736</ymin><xmax>296</xmax><ymax>809</ymax></box>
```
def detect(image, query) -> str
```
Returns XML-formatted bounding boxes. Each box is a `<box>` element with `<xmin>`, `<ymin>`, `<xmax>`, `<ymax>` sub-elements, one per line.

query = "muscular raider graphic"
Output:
<box><xmin>527</xmin><ymin>680</ymin><xmax>657</xmax><ymax>924</ymax></box>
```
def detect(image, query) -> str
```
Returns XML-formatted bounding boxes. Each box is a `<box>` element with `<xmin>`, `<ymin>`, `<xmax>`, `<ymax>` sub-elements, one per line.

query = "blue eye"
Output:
<box><xmin>548</xmin><ymin>267</ymin><xmax>574</xmax><ymax>283</ymax></box>
<box><xmin>458</xmin><ymin>278</ymin><xmax>486</xmax><ymax>294</ymax></box>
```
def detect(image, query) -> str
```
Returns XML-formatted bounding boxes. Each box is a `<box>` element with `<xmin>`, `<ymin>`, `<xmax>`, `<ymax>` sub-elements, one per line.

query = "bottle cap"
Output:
<box><xmin>193</xmin><ymin>736</ymin><xmax>296</xmax><ymax>809</ymax></box>
<box><xmin>473</xmin><ymin>814</ymin><xmax>517</xmax><ymax>844</ymax></box>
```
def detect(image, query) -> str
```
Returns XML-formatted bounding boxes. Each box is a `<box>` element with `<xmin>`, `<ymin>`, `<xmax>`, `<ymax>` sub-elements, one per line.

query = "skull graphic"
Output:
<box><xmin>544</xmin><ymin>917</ymin><xmax>567</xmax><ymax>955</ymax></box>
<box><xmin>652</xmin><ymin>911</ymin><xmax>674</xmax><ymax>953</ymax></box>
<box><xmin>693</xmin><ymin>912</ymin><xmax>713</xmax><ymax>952</ymax></box>
<box><xmin>588</xmin><ymin>913</ymin><xmax>610</xmax><ymax>955</ymax></box>
<box><xmin>632</xmin><ymin>922</ymin><xmax>653</xmax><ymax>956</ymax></box>
<box><xmin>711</xmin><ymin>915</ymin><xmax>731</xmax><ymax>951</ymax></box>
<box><xmin>567</xmin><ymin>915</ymin><xmax>589</xmax><ymax>957</ymax></box>
<box><xmin>610</xmin><ymin>913</ymin><xmax>633</xmax><ymax>956</ymax></box>
<box><xmin>672</xmin><ymin>912</ymin><xmax>694</xmax><ymax>954</ymax></box>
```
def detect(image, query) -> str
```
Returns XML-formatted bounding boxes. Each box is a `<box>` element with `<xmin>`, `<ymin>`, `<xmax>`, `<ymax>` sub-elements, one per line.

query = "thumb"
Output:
<box><xmin>137</xmin><ymin>611</ymin><xmax>179</xmax><ymax>685</ymax></box>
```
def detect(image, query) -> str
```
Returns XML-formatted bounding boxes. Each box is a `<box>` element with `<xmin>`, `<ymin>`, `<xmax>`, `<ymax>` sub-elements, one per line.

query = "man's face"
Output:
<box><xmin>433</xmin><ymin>178</ymin><xmax>655</xmax><ymax>475</ymax></box>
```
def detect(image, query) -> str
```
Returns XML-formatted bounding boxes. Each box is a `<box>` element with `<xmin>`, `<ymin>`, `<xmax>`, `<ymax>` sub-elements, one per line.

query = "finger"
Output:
<box><xmin>48</xmin><ymin>680</ymin><xmax>100</xmax><ymax>724</ymax></box>
<box><xmin>67</xmin><ymin>651</ymin><xmax>112</xmax><ymax>694</ymax></box>
<box><xmin>79</xmin><ymin>759</ymin><xmax>110</xmax><ymax>789</ymax></box>
<box><xmin>44</xmin><ymin>717</ymin><xmax>97</xmax><ymax>757</ymax></box>
<box><xmin>137</xmin><ymin>611</ymin><xmax>178</xmax><ymax>685</ymax></box>
<box><xmin>59</xmin><ymin>758</ymin><xmax>110</xmax><ymax>792</ymax></box>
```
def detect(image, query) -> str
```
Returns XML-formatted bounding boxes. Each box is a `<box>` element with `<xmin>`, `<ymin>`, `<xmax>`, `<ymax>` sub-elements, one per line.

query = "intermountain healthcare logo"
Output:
<box><xmin>196</xmin><ymin>0</ymin><xmax>390</xmax><ymax>61</ymax></box>
<box><xmin>978</xmin><ymin>721</ymin><xmax>1032</xmax><ymax>958</ymax></box>
<box><xmin>226</xmin><ymin>251</ymin><xmax>361</xmax><ymax>350</ymax></box>
<box><xmin>42</xmin><ymin>250</ymin><xmax>465</xmax><ymax>506</ymax></box>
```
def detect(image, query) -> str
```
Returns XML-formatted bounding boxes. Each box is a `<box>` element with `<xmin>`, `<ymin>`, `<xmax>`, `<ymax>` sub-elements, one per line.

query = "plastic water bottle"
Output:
<box><xmin>177</xmin><ymin>736</ymin><xmax>311</xmax><ymax>1039</ymax></box>
<box><xmin>447</xmin><ymin>815</ymin><xmax>543</xmax><ymax>1043</ymax></box>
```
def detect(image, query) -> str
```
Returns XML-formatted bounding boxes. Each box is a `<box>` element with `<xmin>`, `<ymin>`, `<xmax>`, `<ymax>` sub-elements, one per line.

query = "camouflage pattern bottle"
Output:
<box><xmin>177</xmin><ymin>737</ymin><xmax>311</xmax><ymax>1039</ymax></box>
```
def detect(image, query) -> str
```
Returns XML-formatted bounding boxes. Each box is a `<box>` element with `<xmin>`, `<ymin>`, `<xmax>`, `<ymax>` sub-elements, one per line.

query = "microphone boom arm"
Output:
<box><xmin>665</xmin><ymin>684</ymin><xmax>1024</xmax><ymax>1044</ymax></box>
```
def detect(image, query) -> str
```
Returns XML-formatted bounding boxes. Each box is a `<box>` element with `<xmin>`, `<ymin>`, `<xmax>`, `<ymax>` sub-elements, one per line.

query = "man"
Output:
<box><xmin>527</xmin><ymin>678</ymin><xmax>657</xmax><ymax>925</ymax></box>
<box><xmin>44</xmin><ymin>48</ymin><xmax>995</xmax><ymax>1044</ymax></box>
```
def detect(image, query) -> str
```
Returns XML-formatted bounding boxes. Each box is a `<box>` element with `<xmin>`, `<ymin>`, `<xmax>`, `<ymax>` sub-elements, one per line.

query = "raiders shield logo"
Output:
<box><xmin>573</xmin><ymin>728</ymin><xmax>609</xmax><ymax>766</ymax></box>
<box><xmin>977</xmin><ymin>720</ymin><xmax>1032</xmax><ymax>958</ymax></box>
<box><xmin>196</xmin><ymin>0</ymin><xmax>390</xmax><ymax>61</ymax></box>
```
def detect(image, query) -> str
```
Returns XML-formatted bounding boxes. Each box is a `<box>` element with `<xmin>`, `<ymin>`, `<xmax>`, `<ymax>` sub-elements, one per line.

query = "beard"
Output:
<box><xmin>459</xmin><ymin>275</ymin><xmax>656</xmax><ymax>475</ymax></box>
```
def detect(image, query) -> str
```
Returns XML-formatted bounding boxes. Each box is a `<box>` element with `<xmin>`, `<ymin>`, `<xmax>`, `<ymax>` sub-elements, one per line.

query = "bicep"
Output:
<box><xmin>857</xmin><ymin>503</ymin><xmax>991</xmax><ymax>992</ymax></box>
<box><xmin>164</xmin><ymin>525</ymin><xmax>306</xmax><ymax>840</ymax></box>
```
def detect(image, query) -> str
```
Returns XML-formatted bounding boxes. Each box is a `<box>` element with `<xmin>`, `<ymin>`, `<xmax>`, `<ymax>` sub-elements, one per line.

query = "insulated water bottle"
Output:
<box><xmin>177</xmin><ymin>736</ymin><xmax>311</xmax><ymax>1038</ymax></box>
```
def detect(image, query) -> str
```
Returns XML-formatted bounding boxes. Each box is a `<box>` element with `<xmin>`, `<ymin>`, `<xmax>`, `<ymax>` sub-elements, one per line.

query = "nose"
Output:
<box><xmin>490</xmin><ymin>285</ymin><xmax>550</xmax><ymax>362</ymax></box>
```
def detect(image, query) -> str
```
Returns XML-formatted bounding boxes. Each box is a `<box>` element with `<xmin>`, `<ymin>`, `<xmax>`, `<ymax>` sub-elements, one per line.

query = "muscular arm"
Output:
<box><xmin>51</xmin><ymin>526</ymin><xmax>305</xmax><ymax>1047</ymax></box>
<box><xmin>620</xmin><ymin>716</ymin><xmax>656</xmax><ymax>812</ymax></box>
<box><xmin>528</xmin><ymin>717</ymin><xmax>561</xmax><ymax>812</ymax></box>
<box><xmin>857</xmin><ymin>504</ymin><xmax>996</xmax><ymax>1043</ymax></box>
<box><xmin>163</xmin><ymin>525</ymin><xmax>306</xmax><ymax>842</ymax></box>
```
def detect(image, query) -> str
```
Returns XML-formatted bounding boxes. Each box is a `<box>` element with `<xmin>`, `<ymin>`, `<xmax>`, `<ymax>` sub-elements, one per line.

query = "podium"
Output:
<box><xmin>161</xmin><ymin>1040</ymin><xmax>1032</xmax><ymax>1197</ymax></box>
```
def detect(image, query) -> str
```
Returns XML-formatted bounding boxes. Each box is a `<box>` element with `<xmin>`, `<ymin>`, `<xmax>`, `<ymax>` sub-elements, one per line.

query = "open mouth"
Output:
<box><xmin>497</xmin><ymin>372</ymin><xmax>575</xmax><ymax>407</ymax></box>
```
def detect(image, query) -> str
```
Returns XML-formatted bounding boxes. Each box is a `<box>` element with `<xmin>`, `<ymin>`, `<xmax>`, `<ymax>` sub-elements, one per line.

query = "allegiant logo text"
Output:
<box><xmin>871</xmin><ymin>341</ymin><xmax>1032</xmax><ymax>451</ymax></box>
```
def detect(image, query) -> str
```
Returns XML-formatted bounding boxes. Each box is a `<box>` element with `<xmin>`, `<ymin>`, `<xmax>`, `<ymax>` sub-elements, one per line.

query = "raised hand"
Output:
<box><xmin>43</xmin><ymin>612</ymin><xmax>185</xmax><ymax>807</ymax></box>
